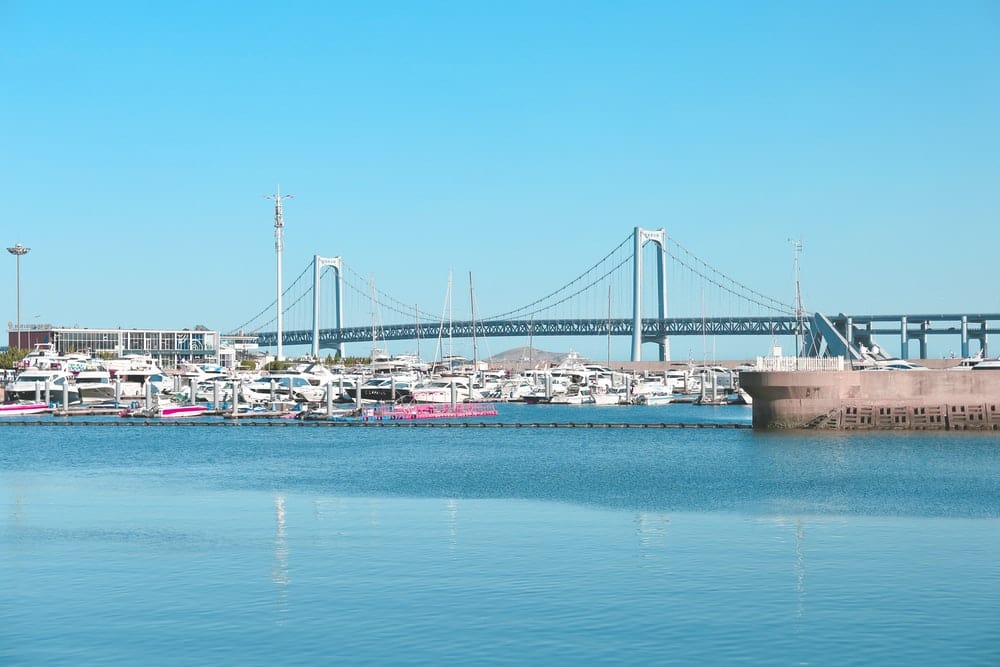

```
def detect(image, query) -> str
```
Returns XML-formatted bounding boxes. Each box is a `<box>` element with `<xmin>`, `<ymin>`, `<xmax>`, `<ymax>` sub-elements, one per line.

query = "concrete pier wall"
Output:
<box><xmin>740</xmin><ymin>370</ymin><xmax>1000</xmax><ymax>430</ymax></box>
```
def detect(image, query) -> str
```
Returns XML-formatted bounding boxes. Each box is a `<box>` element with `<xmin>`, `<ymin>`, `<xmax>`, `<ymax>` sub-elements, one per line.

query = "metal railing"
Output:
<box><xmin>754</xmin><ymin>356</ymin><xmax>846</xmax><ymax>372</ymax></box>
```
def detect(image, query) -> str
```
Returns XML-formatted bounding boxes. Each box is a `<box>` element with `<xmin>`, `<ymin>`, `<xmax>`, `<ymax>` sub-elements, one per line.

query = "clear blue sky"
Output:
<box><xmin>3</xmin><ymin>1</ymin><xmax>998</xmax><ymax>360</ymax></box>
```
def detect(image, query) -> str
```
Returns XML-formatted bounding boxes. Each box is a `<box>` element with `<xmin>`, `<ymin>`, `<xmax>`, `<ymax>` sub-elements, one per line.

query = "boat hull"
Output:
<box><xmin>160</xmin><ymin>405</ymin><xmax>208</xmax><ymax>418</ymax></box>
<box><xmin>119</xmin><ymin>404</ymin><xmax>209</xmax><ymax>418</ymax></box>
<box><xmin>0</xmin><ymin>402</ymin><xmax>50</xmax><ymax>416</ymax></box>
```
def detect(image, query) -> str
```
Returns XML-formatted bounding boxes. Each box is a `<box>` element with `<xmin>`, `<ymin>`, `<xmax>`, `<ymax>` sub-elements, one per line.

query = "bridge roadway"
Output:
<box><xmin>256</xmin><ymin>316</ymin><xmax>801</xmax><ymax>349</ymax></box>
<box><xmin>253</xmin><ymin>312</ymin><xmax>1000</xmax><ymax>357</ymax></box>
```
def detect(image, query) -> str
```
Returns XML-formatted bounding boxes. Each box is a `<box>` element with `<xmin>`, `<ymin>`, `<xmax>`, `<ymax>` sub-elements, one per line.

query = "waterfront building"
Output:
<box><xmin>6</xmin><ymin>325</ymin><xmax>222</xmax><ymax>369</ymax></box>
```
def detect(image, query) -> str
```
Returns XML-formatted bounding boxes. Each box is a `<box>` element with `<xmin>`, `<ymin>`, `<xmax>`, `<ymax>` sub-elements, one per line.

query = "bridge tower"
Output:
<box><xmin>312</xmin><ymin>256</ymin><xmax>344</xmax><ymax>359</ymax></box>
<box><xmin>631</xmin><ymin>227</ymin><xmax>670</xmax><ymax>362</ymax></box>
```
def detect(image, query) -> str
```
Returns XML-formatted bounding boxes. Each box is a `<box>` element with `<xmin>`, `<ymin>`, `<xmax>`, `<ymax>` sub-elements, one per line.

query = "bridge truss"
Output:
<box><xmin>256</xmin><ymin>315</ymin><xmax>800</xmax><ymax>349</ymax></box>
<box><xmin>254</xmin><ymin>311</ymin><xmax>1000</xmax><ymax>360</ymax></box>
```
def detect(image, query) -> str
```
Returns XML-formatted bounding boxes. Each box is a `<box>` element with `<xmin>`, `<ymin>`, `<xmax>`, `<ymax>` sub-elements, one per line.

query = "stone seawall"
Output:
<box><xmin>740</xmin><ymin>369</ymin><xmax>1000</xmax><ymax>430</ymax></box>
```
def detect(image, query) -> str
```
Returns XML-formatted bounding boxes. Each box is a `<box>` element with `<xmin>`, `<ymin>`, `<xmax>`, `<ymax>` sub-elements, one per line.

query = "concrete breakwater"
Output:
<box><xmin>740</xmin><ymin>369</ymin><xmax>1000</xmax><ymax>430</ymax></box>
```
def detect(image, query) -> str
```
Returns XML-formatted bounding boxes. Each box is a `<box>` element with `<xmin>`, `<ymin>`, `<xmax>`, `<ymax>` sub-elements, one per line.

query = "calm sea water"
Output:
<box><xmin>2</xmin><ymin>404</ymin><xmax>998</xmax><ymax>666</ymax></box>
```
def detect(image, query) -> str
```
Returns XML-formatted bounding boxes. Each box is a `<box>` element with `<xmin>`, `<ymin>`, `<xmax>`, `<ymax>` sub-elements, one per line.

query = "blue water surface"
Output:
<box><xmin>1</xmin><ymin>404</ymin><xmax>998</xmax><ymax>665</ymax></box>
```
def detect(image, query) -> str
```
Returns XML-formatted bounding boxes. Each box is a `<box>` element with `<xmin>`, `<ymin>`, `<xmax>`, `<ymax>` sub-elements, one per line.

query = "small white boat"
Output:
<box><xmin>633</xmin><ymin>391</ymin><xmax>674</xmax><ymax>406</ymax></box>
<box><xmin>628</xmin><ymin>379</ymin><xmax>675</xmax><ymax>405</ymax></box>
<box><xmin>549</xmin><ymin>383</ymin><xmax>595</xmax><ymax>405</ymax></box>
<box><xmin>0</xmin><ymin>402</ymin><xmax>50</xmax><ymax>416</ymax></box>
<box><xmin>950</xmin><ymin>352</ymin><xmax>985</xmax><ymax>370</ymax></box>
<box><xmin>591</xmin><ymin>385</ymin><xmax>630</xmax><ymax>406</ymax></box>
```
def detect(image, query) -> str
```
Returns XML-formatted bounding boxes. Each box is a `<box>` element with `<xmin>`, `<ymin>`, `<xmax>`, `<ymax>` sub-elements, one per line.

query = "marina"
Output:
<box><xmin>1</xmin><ymin>342</ymin><xmax>758</xmax><ymax>426</ymax></box>
<box><xmin>5</xmin><ymin>4</ymin><xmax>999</xmax><ymax>665</ymax></box>
<box><xmin>8</xmin><ymin>337</ymin><xmax>1000</xmax><ymax>432</ymax></box>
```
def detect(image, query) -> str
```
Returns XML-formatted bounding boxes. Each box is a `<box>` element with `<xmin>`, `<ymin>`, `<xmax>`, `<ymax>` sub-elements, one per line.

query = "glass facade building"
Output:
<box><xmin>7</xmin><ymin>327</ymin><xmax>220</xmax><ymax>369</ymax></box>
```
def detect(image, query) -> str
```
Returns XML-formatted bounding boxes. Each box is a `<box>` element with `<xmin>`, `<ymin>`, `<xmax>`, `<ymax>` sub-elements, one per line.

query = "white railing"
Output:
<box><xmin>754</xmin><ymin>356</ymin><xmax>846</xmax><ymax>372</ymax></box>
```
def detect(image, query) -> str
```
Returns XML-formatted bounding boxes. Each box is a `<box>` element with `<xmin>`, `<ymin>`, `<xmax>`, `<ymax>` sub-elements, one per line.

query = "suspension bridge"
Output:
<box><xmin>232</xmin><ymin>227</ymin><xmax>1000</xmax><ymax>362</ymax></box>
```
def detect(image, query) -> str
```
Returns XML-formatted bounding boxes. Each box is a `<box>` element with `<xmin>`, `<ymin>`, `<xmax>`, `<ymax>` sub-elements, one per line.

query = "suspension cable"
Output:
<box><xmin>229</xmin><ymin>261</ymin><xmax>314</xmax><ymax>333</ymax></box>
<box><xmin>488</xmin><ymin>233</ymin><xmax>633</xmax><ymax>320</ymax></box>
<box><xmin>666</xmin><ymin>237</ymin><xmax>792</xmax><ymax>313</ymax></box>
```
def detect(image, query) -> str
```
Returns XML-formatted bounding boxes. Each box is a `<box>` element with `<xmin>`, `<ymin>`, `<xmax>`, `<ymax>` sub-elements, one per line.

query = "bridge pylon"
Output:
<box><xmin>312</xmin><ymin>256</ymin><xmax>344</xmax><ymax>359</ymax></box>
<box><xmin>632</xmin><ymin>227</ymin><xmax>669</xmax><ymax>362</ymax></box>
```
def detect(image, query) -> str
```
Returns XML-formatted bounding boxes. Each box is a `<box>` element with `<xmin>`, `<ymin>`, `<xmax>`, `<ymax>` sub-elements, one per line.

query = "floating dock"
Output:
<box><xmin>329</xmin><ymin>402</ymin><xmax>499</xmax><ymax>421</ymax></box>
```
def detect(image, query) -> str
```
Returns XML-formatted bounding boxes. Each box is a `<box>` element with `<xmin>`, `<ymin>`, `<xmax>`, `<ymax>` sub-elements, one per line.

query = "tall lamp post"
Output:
<box><xmin>789</xmin><ymin>238</ymin><xmax>804</xmax><ymax>367</ymax></box>
<box><xmin>6</xmin><ymin>243</ymin><xmax>30</xmax><ymax>351</ymax></box>
<box><xmin>265</xmin><ymin>189</ymin><xmax>292</xmax><ymax>361</ymax></box>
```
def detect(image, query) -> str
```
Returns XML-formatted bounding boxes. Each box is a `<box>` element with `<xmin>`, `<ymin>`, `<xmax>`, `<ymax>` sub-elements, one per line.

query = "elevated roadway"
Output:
<box><xmin>252</xmin><ymin>312</ymin><xmax>1000</xmax><ymax>359</ymax></box>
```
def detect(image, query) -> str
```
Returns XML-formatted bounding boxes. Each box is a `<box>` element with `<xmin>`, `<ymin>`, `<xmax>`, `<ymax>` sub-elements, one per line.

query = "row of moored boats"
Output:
<box><xmin>0</xmin><ymin>345</ymin><xmax>752</xmax><ymax>417</ymax></box>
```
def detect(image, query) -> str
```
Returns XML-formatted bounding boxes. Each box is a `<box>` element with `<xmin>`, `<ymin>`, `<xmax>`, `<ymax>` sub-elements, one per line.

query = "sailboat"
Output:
<box><xmin>694</xmin><ymin>289</ymin><xmax>728</xmax><ymax>405</ymax></box>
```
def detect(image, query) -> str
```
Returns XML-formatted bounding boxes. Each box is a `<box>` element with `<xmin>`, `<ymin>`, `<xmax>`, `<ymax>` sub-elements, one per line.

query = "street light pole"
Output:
<box><xmin>789</xmin><ymin>238</ymin><xmax>804</xmax><ymax>367</ymax></box>
<box><xmin>265</xmin><ymin>189</ymin><xmax>292</xmax><ymax>361</ymax></box>
<box><xmin>6</xmin><ymin>243</ymin><xmax>30</xmax><ymax>351</ymax></box>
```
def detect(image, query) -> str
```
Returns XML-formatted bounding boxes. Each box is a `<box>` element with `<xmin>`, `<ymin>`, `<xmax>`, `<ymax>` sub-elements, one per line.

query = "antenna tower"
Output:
<box><xmin>266</xmin><ymin>188</ymin><xmax>293</xmax><ymax>360</ymax></box>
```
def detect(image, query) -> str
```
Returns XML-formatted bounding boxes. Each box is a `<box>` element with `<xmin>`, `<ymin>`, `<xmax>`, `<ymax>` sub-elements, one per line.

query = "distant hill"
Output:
<box><xmin>488</xmin><ymin>346</ymin><xmax>577</xmax><ymax>364</ymax></box>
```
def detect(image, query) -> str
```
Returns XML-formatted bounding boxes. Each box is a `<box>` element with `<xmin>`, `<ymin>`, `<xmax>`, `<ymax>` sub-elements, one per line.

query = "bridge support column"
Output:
<box><xmin>312</xmin><ymin>256</ymin><xmax>344</xmax><ymax>359</ymax></box>
<box><xmin>631</xmin><ymin>227</ymin><xmax>669</xmax><ymax>362</ymax></box>
<box><xmin>655</xmin><ymin>237</ymin><xmax>669</xmax><ymax>362</ymax></box>
<box><xmin>961</xmin><ymin>316</ymin><xmax>969</xmax><ymax>358</ymax></box>
<box><xmin>900</xmin><ymin>316</ymin><xmax>908</xmax><ymax>359</ymax></box>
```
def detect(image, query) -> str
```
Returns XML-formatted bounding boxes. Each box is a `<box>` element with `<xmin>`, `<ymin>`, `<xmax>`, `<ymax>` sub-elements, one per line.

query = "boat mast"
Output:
<box><xmin>369</xmin><ymin>274</ymin><xmax>377</xmax><ymax>363</ymax></box>
<box><xmin>415</xmin><ymin>303</ymin><xmax>421</xmax><ymax>360</ymax></box>
<box><xmin>448</xmin><ymin>270</ymin><xmax>454</xmax><ymax>366</ymax></box>
<box><xmin>607</xmin><ymin>285</ymin><xmax>612</xmax><ymax>367</ymax></box>
<box><xmin>528</xmin><ymin>315</ymin><xmax>534</xmax><ymax>369</ymax></box>
<box><xmin>433</xmin><ymin>272</ymin><xmax>452</xmax><ymax>368</ymax></box>
<box><xmin>469</xmin><ymin>272</ymin><xmax>479</xmax><ymax>371</ymax></box>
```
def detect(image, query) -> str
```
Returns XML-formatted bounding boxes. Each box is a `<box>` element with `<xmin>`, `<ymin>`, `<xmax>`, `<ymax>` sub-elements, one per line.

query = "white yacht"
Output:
<box><xmin>628</xmin><ymin>377</ymin><xmax>677</xmax><ymax>405</ymax></box>
<box><xmin>15</xmin><ymin>343</ymin><xmax>64</xmax><ymax>371</ymax></box>
<box><xmin>248</xmin><ymin>374</ymin><xmax>327</xmax><ymax>403</ymax></box>
<box><xmin>5</xmin><ymin>368</ymin><xmax>81</xmax><ymax>405</ymax></box>
<box><xmin>488</xmin><ymin>376</ymin><xmax>539</xmax><ymax>402</ymax></box>
<box><xmin>522</xmin><ymin>376</ymin><xmax>572</xmax><ymax>404</ymax></box>
<box><xmin>96</xmin><ymin>354</ymin><xmax>174</xmax><ymax>400</ymax></box>
<box><xmin>74</xmin><ymin>365</ymin><xmax>115</xmax><ymax>403</ymax></box>
<box><xmin>549</xmin><ymin>383</ymin><xmax>596</xmax><ymax>405</ymax></box>
<box><xmin>591</xmin><ymin>384</ymin><xmax>630</xmax><ymax>406</ymax></box>
<box><xmin>409</xmin><ymin>377</ymin><xmax>484</xmax><ymax>403</ymax></box>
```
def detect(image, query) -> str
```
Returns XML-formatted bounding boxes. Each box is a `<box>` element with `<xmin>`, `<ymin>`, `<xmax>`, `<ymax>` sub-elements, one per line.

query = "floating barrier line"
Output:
<box><xmin>0</xmin><ymin>420</ymin><xmax>751</xmax><ymax>428</ymax></box>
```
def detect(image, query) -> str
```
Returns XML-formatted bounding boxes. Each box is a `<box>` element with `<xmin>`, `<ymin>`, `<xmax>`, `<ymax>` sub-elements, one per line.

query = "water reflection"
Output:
<box><xmin>446</xmin><ymin>498</ymin><xmax>459</xmax><ymax>552</ymax></box>
<box><xmin>769</xmin><ymin>516</ymin><xmax>809</xmax><ymax>620</ymax></box>
<box><xmin>10</xmin><ymin>492</ymin><xmax>24</xmax><ymax>526</ymax></box>
<box><xmin>634</xmin><ymin>512</ymin><xmax>670</xmax><ymax>568</ymax></box>
<box><xmin>271</xmin><ymin>494</ymin><xmax>290</xmax><ymax>624</ymax></box>
<box><xmin>794</xmin><ymin>519</ymin><xmax>806</xmax><ymax>618</ymax></box>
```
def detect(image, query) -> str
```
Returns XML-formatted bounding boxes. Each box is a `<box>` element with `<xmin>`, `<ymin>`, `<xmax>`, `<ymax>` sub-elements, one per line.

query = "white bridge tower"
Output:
<box><xmin>312</xmin><ymin>255</ymin><xmax>344</xmax><ymax>359</ymax></box>
<box><xmin>631</xmin><ymin>226</ymin><xmax>670</xmax><ymax>362</ymax></box>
